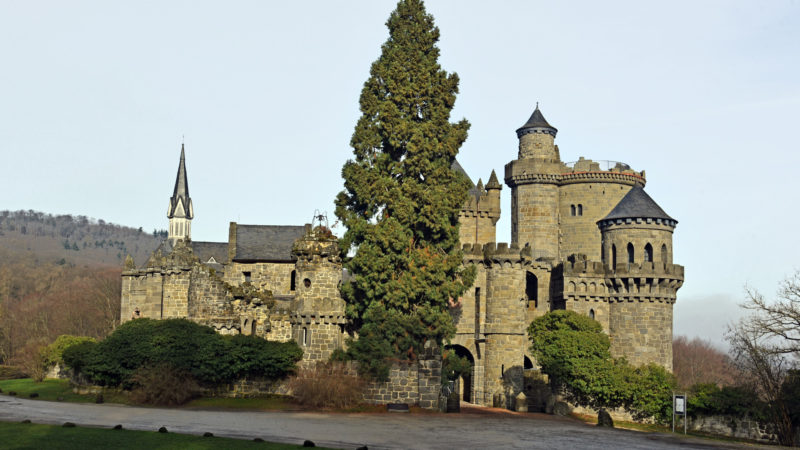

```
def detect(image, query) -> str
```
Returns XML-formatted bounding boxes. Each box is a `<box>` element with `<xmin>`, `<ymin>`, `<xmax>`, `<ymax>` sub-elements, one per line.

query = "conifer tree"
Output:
<box><xmin>335</xmin><ymin>0</ymin><xmax>475</xmax><ymax>374</ymax></box>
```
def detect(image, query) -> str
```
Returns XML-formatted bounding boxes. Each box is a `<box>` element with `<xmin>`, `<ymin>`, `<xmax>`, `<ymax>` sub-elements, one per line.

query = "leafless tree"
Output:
<box><xmin>741</xmin><ymin>272</ymin><xmax>800</xmax><ymax>357</ymax></box>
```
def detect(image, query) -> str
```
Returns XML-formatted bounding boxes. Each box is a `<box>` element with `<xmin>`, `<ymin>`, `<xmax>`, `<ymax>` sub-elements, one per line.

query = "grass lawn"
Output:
<box><xmin>0</xmin><ymin>378</ymin><xmax>128</xmax><ymax>404</ymax></box>
<box><xmin>0</xmin><ymin>378</ymin><xmax>389</xmax><ymax>414</ymax></box>
<box><xmin>0</xmin><ymin>421</ymin><xmax>335</xmax><ymax>449</ymax></box>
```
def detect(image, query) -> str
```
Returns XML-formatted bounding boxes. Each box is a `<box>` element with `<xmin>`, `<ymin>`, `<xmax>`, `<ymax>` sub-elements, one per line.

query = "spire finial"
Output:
<box><xmin>536</xmin><ymin>101</ymin><xmax>539</xmax><ymax>109</ymax></box>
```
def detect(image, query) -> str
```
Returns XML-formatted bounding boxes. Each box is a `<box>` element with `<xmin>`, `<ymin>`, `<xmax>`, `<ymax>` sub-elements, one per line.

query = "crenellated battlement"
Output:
<box><xmin>461</xmin><ymin>242</ymin><xmax>535</xmax><ymax>266</ymax></box>
<box><xmin>562</xmin><ymin>259</ymin><xmax>684</xmax><ymax>278</ymax></box>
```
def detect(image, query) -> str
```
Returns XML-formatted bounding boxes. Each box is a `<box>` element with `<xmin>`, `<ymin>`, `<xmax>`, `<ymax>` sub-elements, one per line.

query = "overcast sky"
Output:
<box><xmin>2</xmin><ymin>1</ymin><xmax>799</xmax><ymax>348</ymax></box>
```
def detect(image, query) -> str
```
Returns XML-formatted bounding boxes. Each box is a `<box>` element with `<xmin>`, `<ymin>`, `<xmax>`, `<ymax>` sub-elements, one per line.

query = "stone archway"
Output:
<box><xmin>446</xmin><ymin>344</ymin><xmax>475</xmax><ymax>403</ymax></box>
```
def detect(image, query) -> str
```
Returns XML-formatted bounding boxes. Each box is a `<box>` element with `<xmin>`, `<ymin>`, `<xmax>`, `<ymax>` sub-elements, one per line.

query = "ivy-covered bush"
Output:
<box><xmin>61</xmin><ymin>318</ymin><xmax>302</xmax><ymax>388</ymax></box>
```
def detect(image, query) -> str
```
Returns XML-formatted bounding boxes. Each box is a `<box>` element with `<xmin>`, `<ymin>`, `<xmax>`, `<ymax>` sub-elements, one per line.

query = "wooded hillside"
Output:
<box><xmin>0</xmin><ymin>210</ymin><xmax>165</xmax><ymax>369</ymax></box>
<box><xmin>0</xmin><ymin>210</ymin><xmax>164</xmax><ymax>267</ymax></box>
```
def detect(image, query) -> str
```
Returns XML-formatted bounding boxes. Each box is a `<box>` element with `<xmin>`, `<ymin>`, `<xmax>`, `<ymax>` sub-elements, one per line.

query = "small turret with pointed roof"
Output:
<box><xmin>485</xmin><ymin>169</ymin><xmax>502</xmax><ymax>190</ymax></box>
<box><xmin>516</xmin><ymin>103</ymin><xmax>558</xmax><ymax>138</ymax></box>
<box><xmin>167</xmin><ymin>144</ymin><xmax>194</xmax><ymax>245</ymax></box>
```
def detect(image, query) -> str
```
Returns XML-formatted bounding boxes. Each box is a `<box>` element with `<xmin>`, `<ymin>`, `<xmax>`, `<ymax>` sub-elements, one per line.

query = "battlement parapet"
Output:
<box><xmin>292</xmin><ymin>225</ymin><xmax>341</xmax><ymax>263</ymax></box>
<box><xmin>290</xmin><ymin>312</ymin><xmax>347</xmax><ymax>325</ymax></box>
<box><xmin>461</xmin><ymin>242</ymin><xmax>533</xmax><ymax>267</ymax></box>
<box><xmin>611</xmin><ymin>262</ymin><xmax>684</xmax><ymax>278</ymax></box>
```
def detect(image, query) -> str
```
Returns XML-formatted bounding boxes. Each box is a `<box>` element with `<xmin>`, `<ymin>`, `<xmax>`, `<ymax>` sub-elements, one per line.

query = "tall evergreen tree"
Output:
<box><xmin>335</xmin><ymin>0</ymin><xmax>475</xmax><ymax>374</ymax></box>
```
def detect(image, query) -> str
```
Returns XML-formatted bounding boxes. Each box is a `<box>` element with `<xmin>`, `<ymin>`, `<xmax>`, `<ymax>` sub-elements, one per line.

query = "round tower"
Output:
<box><xmin>597</xmin><ymin>186</ymin><xmax>683</xmax><ymax>370</ymax></box>
<box><xmin>290</xmin><ymin>224</ymin><xmax>346</xmax><ymax>363</ymax></box>
<box><xmin>505</xmin><ymin>105</ymin><xmax>563</xmax><ymax>259</ymax></box>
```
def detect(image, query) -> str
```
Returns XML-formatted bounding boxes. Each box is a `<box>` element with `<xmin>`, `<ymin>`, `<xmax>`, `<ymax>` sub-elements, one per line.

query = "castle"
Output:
<box><xmin>121</xmin><ymin>106</ymin><xmax>684</xmax><ymax>408</ymax></box>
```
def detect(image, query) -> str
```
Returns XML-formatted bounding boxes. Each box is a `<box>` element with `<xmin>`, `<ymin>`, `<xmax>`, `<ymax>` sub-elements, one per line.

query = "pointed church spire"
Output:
<box><xmin>168</xmin><ymin>144</ymin><xmax>193</xmax><ymax>219</ymax></box>
<box><xmin>167</xmin><ymin>144</ymin><xmax>193</xmax><ymax>244</ymax></box>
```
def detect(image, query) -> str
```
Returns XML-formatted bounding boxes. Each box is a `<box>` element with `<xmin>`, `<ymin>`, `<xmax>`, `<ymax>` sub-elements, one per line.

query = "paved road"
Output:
<box><xmin>0</xmin><ymin>395</ymin><xmax>764</xmax><ymax>449</ymax></box>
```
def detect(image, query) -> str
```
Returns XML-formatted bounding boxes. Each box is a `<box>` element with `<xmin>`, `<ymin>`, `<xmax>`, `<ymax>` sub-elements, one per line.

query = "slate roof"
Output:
<box><xmin>168</xmin><ymin>144</ymin><xmax>193</xmax><ymax>219</ymax></box>
<box><xmin>234</xmin><ymin>225</ymin><xmax>306</xmax><ymax>262</ymax></box>
<box><xmin>516</xmin><ymin>106</ymin><xmax>558</xmax><ymax>138</ymax></box>
<box><xmin>600</xmin><ymin>185</ymin><xmax>676</xmax><ymax>223</ymax></box>
<box><xmin>452</xmin><ymin>159</ymin><xmax>483</xmax><ymax>196</ymax></box>
<box><xmin>191</xmin><ymin>241</ymin><xmax>229</xmax><ymax>264</ymax></box>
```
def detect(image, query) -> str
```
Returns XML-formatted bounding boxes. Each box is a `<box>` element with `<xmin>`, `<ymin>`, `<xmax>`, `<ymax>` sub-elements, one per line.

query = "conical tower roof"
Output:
<box><xmin>516</xmin><ymin>104</ymin><xmax>558</xmax><ymax>138</ymax></box>
<box><xmin>599</xmin><ymin>185</ymin><xmax>676</xmax><ymax>225</ymax></box>
<box><xmin>168</xmin><ymin>144</ymin><xmax>193</xmax><ymax>219</ymax></box>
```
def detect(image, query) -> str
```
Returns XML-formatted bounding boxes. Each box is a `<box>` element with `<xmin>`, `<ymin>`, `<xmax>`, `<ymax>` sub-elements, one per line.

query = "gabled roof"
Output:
<box><xmin>234</xmin><ymin>225</ymin><xmax>306</xmax><ymax>262</ymax></box>
<box><xmin>191</xmin><ymin>241</ymin><xmax>229</xmax><ymax>265</ymax></box>
<box><xmin>600</xmin><ymin>185</ymin><xmax>676</xmax><ymax>223</ymax></box>
<box><xmin>516</xmin><ymin>105</ymin><xmax>558</xmax><ymax>138</ymax></box>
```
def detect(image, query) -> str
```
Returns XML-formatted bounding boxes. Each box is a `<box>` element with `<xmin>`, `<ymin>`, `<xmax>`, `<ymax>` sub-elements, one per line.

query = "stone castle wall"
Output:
<box><xmin>558</xmin><ymin>181</ymin><xmax>633</xmax><ymax>261</ymax></box>
<box><xmin>609</xmin><ymin>299</ymin><xmax>673</xmax><ymax>370</ymax></box>
<box><xmin>224</xmin><ymin>262</ymin><xmax>296</xmax><ymax>296</ymax></box>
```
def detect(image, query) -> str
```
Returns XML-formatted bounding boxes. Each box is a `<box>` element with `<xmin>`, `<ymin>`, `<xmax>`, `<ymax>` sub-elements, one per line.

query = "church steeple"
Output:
<box><xmin>167</xmin><ymin>144</ymin><xmax>193</xmax><ymax>244</ymax></box>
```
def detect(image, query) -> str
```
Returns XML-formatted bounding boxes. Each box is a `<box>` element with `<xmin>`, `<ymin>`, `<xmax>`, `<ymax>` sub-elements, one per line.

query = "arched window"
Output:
<box><xmin>570</xmin><ymin>205</ymin><xmax>576</xmax><ymax>216</ymax></box>
<box><xmin>302</xmin><ymin>327</ymin><xmax>308</xmax><ymax>346</ymax></box>
<box><xmin>611</xmin><ymin>244</ymin><xmax>617</xmax><ymax>268</ymax></box>
<box><xmin>627</xmin><ymin>243</ymin><xmax>634</xmax><ymax>263</ymax></box>
<box><xmin>644</xmin><ymin>243</ymin><xmax>653</xmax><ymax>262</ymax></box>
<box><xmin>577</xmin><ymin>204</ymin><xmax>583</xmax><ymax>216</ymax></box>
<box><xmin>661</xmin><ymin>244</ymin><xmax>668</xmax><ymax>264</ymax></box>
<box><xmin>589</xmin><ymin>309</ymin><xmax>595</xmax><ymax>320</ymax></box>
<box><xmin>526</xmin><ymin>272</ymin><xmax>538</xmax><ymax>308</ymax></box>
<box><xmin>290</xmin><ymin>270</ymin><xmax>296</xmax><ymax>291</ymax></box>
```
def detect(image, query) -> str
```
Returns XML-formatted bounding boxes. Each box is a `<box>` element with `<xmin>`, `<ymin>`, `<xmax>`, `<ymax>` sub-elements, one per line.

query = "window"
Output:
<box><xmin>290</xmin><ymin>270</ymin><xmax>296</xmax><ymax>291</ymax></box>
<box><xmin>589</xmin><ymin>309</ymin><xmax>595</xmax><ymax>320</ymax></box>
<box><xmin>243</xmin><ymin>271</ymin><xmax>251</xmax><ymax>283</ymax></box>
<box><xmin>577</xmin><ymin>204</ymin><xmax>583</xmax><ymax>216</ymax></box>
<box><xmin>474</xmin><ymin>287</ymin><xmax>481</xmax><ymax>340</ymax></box>
<box><xmin>661</xmin><ymin>244</ymin><xmax>668</xmax><ymax>264</ymax></box>
<box><xmin>611</xmin><ymin>244</ymin><xmax>617</xmax><ymax>267</ymax></box>
<box><xmin>302</xmin><ymin>327</ymin><xmax>308</xmax><ymax>346</ymax></box>
<box><xmin>627</xmin><ymin>243</ymin><xmax>634</xmax><ymax>263</ymax></box>
<box><xmin>644</xmin><ymin>243</ymin><xmax>653</xmax><ymax>263</ymax></box>
<box><xmin>570</xmin><ymin>205</ymin><xmax>576</xmax><ymax>216</ymax></box>
<box><xmin>303</xmin><ymin>278</ymin><xmax>311</xmax><ymax>288</ymax></box>
<box><xmin>526</xmin><ymin>272</ymin><xmax>538</xmax><ymax>308</ymax></box>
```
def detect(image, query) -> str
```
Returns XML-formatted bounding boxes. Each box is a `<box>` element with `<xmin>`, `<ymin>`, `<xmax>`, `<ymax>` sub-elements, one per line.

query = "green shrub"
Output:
<box><xmin>63</xmin><ymin>319</ymin><xmax>302</xmax><ymax>388</ymax></box>
<box><xmin>441</xmin><ymin>349</ymin><xmax>471</xmax><ymax>383</ymax></box>
<box><xmin>62</xmin><ymin>341</ymin><xmax>98</xmax><ymax>374</ymax></box>
<box><xmin>688</xmin><ymin>383</ymin><xmax>767</xmax><ymax>420</ymax></box>
<box><xmin>529</xmin><ymin>311</ymin><xmax>677</xmax><ymax>423</ymax></box>
<box><xmin>226</xmin><ymin>335</ymin><xmax>303</xmax><ymax>380</ymax></box>
<box><xmin>40</xmin><ymin>335</ymin><xmax>96</xmax><ymax>371</ymax></box>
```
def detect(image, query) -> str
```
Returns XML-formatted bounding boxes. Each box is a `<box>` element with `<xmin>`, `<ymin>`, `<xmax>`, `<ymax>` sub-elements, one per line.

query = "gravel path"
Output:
<box><xmin>0</xmin><ymin>395</ymin><xmax>765</xmax><ymax>449</ymax></box>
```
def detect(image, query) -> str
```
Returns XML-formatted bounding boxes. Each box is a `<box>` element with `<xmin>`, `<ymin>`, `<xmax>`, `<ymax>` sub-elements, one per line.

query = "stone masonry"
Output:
<box><xmin>123</xmin><ymin>105</ymin><xmax>684</xmax><ymax>410</ymax></box>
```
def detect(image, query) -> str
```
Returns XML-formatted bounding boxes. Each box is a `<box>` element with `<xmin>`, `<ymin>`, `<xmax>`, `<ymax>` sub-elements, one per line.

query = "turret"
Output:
<box><xmin>167</xmin><ymin>144</ymin><xmax>193</xmax><ymax>245</ymax></box>
<box><xmin>505</xmin><ymin>105</ymin><xmax>563</xmax><ymax>258</ymax></box>
<box><xmin>597</xmin><ymin>186</ymin><xmax>683</xmax><ymax>371</ymax></box>
<box><xmin>455</xmin><ymin>161</ymin><xmax>502</xmax><ymax>246</ymax></box>
<box><xmin>290</xmin><ymin>224</ymin><xmax>346</xmax><ymax>363</ymax></box>
<box><xmin>515</xmin><ymin>104</ymin><xmax>559</xmax><ymax>163</ymax></box>
<box><xmin>597</xmin><ymin>185</ymin><xmax>678</xmax><ymax>269</ymax></box>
